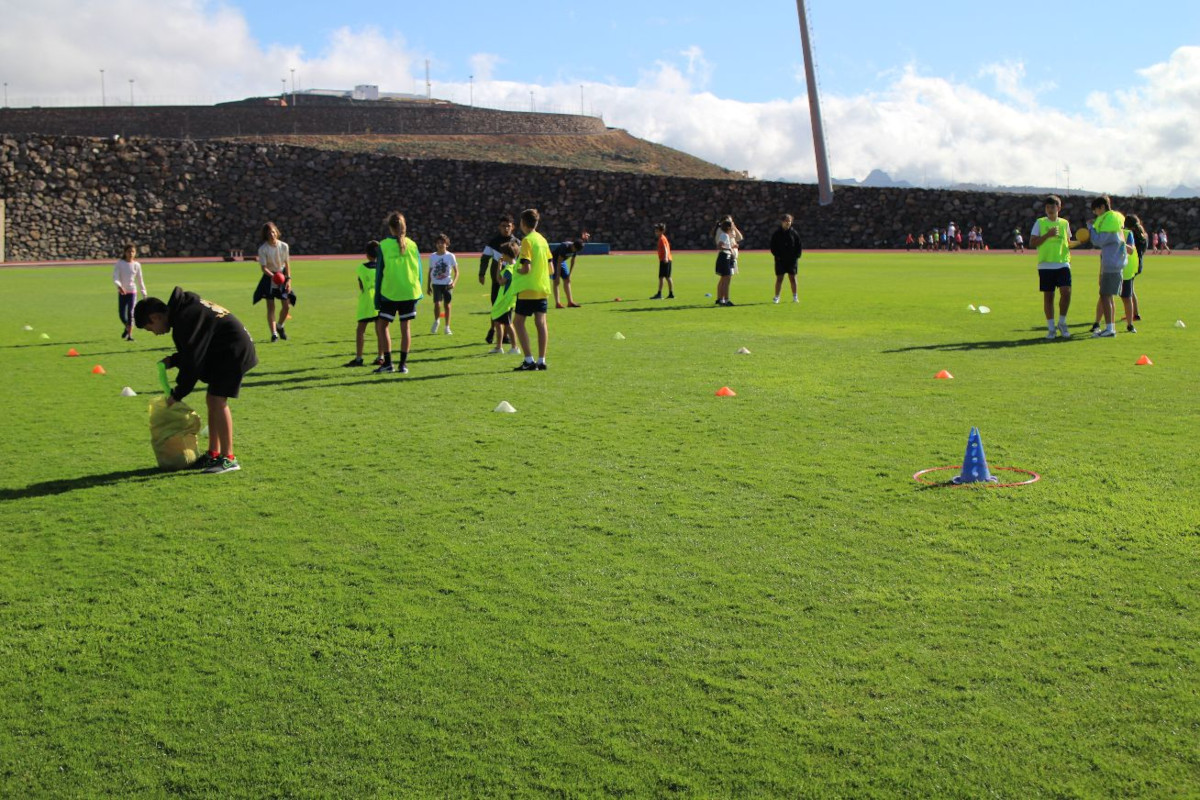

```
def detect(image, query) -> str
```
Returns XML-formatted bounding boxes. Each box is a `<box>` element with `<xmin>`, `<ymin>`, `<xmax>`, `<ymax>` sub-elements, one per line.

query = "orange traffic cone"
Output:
<box><xmin>935</xmin><ymin>370</ymin><xmax>954</xmax><ymax>379</ymax></box>
<box><xmin>91</xmin><ymin>364</ymin><xmax>106</xmax><ymax>375</ymax></box>
<box><xmin>716</xmin><ymin>386</ymin><xmax>737</xmax><ymax>397</ymax></box>
<box><xmin>1135</xmin><ymin>355</ymin><xmax>1153</xmax><ymax>366</ymax></box>
<box><xmin>66</xmin><ymin>348</ymin><xmax>80</xmax><ymax>357</ymax></box>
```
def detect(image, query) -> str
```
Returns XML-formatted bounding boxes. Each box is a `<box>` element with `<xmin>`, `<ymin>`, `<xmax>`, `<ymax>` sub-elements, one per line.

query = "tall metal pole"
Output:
<box><xmin>290</xmin><ymin>68</ymin><xmax>295</xmax><ymax>107</ymax></box>
<box><xmin>795</xmin><ymin>0</ymin><xmax>833</xmax><ymax>205</ymax></box>
<box><xmin>129</xmin><ymin>79</ymin><xmax>134</xmax><ymax>106</ymax></box>
<box><xmin>100</xmin><ymin>69</ymin><xmax>106</xmax><ymax>107</ymax></box>
<box><xmin>469</xmin><ymin>75</ymin><xmax>473</xmax><ymax>107</ymax></box>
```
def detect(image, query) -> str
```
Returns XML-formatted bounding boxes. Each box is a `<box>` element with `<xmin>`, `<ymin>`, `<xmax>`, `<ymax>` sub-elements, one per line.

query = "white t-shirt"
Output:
<box><xmin>716</xmin><ymin>230</ymin><xmax>736</xmax><ymax>254</ymax></box>
<box><xmin>429</xmin><ymin>251</ymin><xmax>458</xmax><ymax>285</ymax></box>
<box><xmin>257</xmin><ymin>241</ymin><xmax>290</xmax><ymax>273</ymax></box>
<box><xmin>113</xmin><ymin>259</ymin><xmax>147</xmax><ymax>295</ymax></box>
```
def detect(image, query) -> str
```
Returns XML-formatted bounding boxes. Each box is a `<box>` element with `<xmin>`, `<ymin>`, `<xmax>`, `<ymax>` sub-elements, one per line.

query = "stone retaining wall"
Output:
<box><xmin>1</xmin><ymin>134</ymin><xmax>1196</xmax><ymax>261</ymax></box>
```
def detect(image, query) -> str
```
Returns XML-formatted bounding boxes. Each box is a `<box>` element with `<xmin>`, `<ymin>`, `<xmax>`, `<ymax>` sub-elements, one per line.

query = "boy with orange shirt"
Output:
<box><xmin>649</xmin><ymin>222</ymin><xmax>674</xmax><ymax>299</ymax></box>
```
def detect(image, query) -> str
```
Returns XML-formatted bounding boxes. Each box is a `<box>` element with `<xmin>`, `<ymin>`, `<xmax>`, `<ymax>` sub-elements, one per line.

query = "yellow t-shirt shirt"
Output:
<box><xmin>514</xmin><ymin>231</ymin><xmax>552</xmax><ymax>299</ymax></box>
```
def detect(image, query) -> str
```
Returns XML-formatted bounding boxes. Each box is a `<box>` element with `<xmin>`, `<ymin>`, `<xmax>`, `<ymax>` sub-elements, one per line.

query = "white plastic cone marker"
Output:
<box><xmin>613</xmin><ymin>332</ymin><xmax>626</xmax><ymax>340</ymax></box>
<box><xmin>737</xmin><ymin>347</ymin><xmax>752</xmax><ymax>354</ymax></box>
<box><xmin>968</xmin><ymin>304</ymin><xmax>976</xmax><ymax>311</ymax></box>
<box><xmin>978</xmin><ymin>306</ymin><xmax>991</xmax><ymax>314</ymax></box>
<box><xmin>1176</xmin><ymin>320</ymin><xmax>1186</xmax><ymax>328</ymax></box>
<box><xmin>120</xmin><ymin>386</ymin><xmax>137</xmax><ymax>397</ymax></box>
<box><xmin>493</xmin><ymin>401</ymin><xmax>517</xmax><ymax>413</ymax></box>
<box><xmin>40</xmin><ymin>333</ymin><xmax>50</xmax><ymax>339</ymax></box>
<box><xmin>22</xmin><ymin>325</ymin><xmax>33</xmax><ymax>331</ymax></box>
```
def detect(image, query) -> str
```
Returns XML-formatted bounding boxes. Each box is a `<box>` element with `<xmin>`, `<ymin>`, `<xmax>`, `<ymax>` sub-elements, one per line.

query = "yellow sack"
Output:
<box><xmin>148</xmin><ymin>395</ymin><xmax>202</xmax><ymax>470</ymax></box>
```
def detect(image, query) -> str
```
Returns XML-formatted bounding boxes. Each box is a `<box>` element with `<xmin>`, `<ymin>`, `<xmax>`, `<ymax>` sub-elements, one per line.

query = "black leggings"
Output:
<box><xmin>118</xmin><ymin>292</ymin><xmax>135</xmax><ymax>327</ymax></box>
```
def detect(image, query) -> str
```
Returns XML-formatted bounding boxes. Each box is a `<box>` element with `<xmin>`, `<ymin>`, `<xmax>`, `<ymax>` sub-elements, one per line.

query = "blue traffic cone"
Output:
<box><xmin>952</xmin><ymin>427</ymin><xmax>998</xmax><ymax>484</ymax></box>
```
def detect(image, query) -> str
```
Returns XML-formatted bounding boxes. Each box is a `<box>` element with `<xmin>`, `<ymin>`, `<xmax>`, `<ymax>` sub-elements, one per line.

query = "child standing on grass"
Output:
<box><xmin>713</xmin><ymin>216</ymin><xmax>743</xmax><ymax>307</ymax></box>
<box><xmin>649</xmin><ymin>223</ymin><xmax>674</xmax><ymax>299</ymax></box>
<box><xmin>1125</xmin><ymin>213</ymin><xmax>1147</xmax><ymax>325</ymax></box>
<box><xmin>1086</xmin><ymin>195</ymin><xmax>1128</xmax><ymax>339</ymax></box>
<box><xmin>113</xmin><ymin>244</ymin><xmax>148</xmax><ymax>341</ymax></box>
<box><xmin>257</xmin><ymin>222</ymin><xmax>291</xmax><ymax>342</ymax></box>
<box><xmin>479</xmin><ymin>214</ymin><xmax>519</xmax><ymax>346</ymax></box>
<box><xmin>488</xmin><ymin>240</ymin><xmax>520</xmax><ymax>355</ymax></box>
<box><xmin>427</xmin><ymin>233</ymin><xmax>459</xmax><ymax>336</ymax></box>
<box><xmin>345</xmin><ymin>240</ymin><xmax>382</xmax><ymax>367</ymax></box>
<box><xmin>134</xmin><ymin>287</ymin><xmax>258</xmax><ymax>475</ymax></box>
<box><xmin>551</xmin><ymin>237</ymin><xmax>586</xmax><ymax>309</ymax></box>
<box><xmin>1029</xmin><ymin>194</ymin><xmax>1073</xmax><ymax>340</ymax></box>
<box><xmin>769</xmin><ymin>213</ymin><xmax>803</xmax><ymax>304</ymax></box>
<box><xmin>373</xmin><ymin>211</ymin><xmax>423</xmax><ymax>374</ymax></box>
<box><xmin>511</xmin><ymin>208</ymin><xmax>553</xmax><ymax>371</ymax></box>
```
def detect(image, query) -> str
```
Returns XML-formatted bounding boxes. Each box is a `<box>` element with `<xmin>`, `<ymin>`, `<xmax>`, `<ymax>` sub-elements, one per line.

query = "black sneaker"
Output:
<box><xmin>344</xmin><ymin>357</ymin><xmax>364</xmax><ymax>367</ymax></box>
<box><xmin>203</xmin><ymin>456</ymin><xmax>241</xmax><ymax>474</ymax></box>
<box><xmin>398</xmin><ymin>364</ymin><xmax>409</xmax><ymax>374</ymax></box>
<box><xmin>724</xmin><ymin>300</ymin><xmax>735</xmax><ymax>307</ymax></box>
<box><xmin>1133</xmin><ymin>314</ymin><xmax>1142</xmax><ymax>321</ymax></box>
<box><xmin>650</xmin><ymin>293</ymin><xmax>662</xmax><ymax>300</ymax></box>
<box><xmin>192</xmin><ymin>452</ymin><xmax>219</xmax><ymax>470</ymax></box>
<box><xmin>667</xmin><ymin>293</ymin><xmax>675</xmax><ymax>299</ymax></box>
<box><xmin>536</xmin><ymin>362</ymin><xmax>548</xmax><ymax>371</ymax></box>
<box><xmin>277</xmin><ymin>326</ymin><xmax>288</xmax><ymax>341</ymax></box>
<box><xmin>1089</xmin><ymin>322</ymin><xmax>1101</xmax><ymax>333</ymax></box>
<box><xmin>513</xmin><ymin>361</ymin><xmax>537</xmax><ymax>372</ymax></box>
<box><xmin>1127</xmin><ymin>324</ymin><xmax>1137</xmax><ymax>333</ymax></box>
<box><xmin>271</xmin><ymin>332</ymin><xmax>279</xmax><ymax>342</ymax></box>
<box><xmin>372</xmin><ymin>364</ymin><xmax>395</xmax><ymax>374</ymax></box>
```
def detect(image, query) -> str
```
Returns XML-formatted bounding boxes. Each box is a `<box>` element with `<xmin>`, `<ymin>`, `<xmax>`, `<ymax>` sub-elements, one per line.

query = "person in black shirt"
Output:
<box><xmin>135</xmin><ymin>287</ymin><xmax>258</xmax><ymax>474</ymax></box>
<box><xmin>479</xmin><ymin>214</ymin><xmax>519</xmax><ymax>344</ymax></box>
<box><xmin>769</xmin><ymin>213</ymin><xmax>803</xmax><ymax>304</ymax></box>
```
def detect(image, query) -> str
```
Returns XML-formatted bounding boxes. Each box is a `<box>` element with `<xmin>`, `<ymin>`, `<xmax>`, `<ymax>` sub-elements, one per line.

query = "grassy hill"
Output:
<box><xmin>222</xmin><ymin>128</ymin><xmax>745</xmax><ymax>179</ymax></box>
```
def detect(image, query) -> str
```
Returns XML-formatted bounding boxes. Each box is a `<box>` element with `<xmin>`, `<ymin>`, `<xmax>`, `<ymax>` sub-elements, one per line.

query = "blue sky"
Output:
<box><xmin>3</xmin><ymin>0</ymin><xmax>1199</xmax><ymax>194</ymax></box>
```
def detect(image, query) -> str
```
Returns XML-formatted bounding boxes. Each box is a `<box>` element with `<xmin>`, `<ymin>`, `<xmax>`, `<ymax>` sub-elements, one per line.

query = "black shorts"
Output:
<box><xmin>774</xmin><ymin>261</ymin><xmax>799</xmax><ymax>276</ymax></box>
<box><xmin>514</xmin><ymin>298</ymin><xmax>548</xmax><ymax>317</ymax></box>
<box><xmin>492</xmin><ymin>310</ymin><xmax>513</xmax><ymax>324</ymax></box>
<box><xmin>357</xmin><ymin>315</ymin><xmax>378</xmax><ymax>324</ymax></box>
<box><xmin>206</xmin><ymin>370</ymin><xmax>247</xmax><ymax>399</ymax></box>
<box><xmin>715</xmin><ymin>252</ymin><xmax>734</xmax><ymax>277</ymax></box>
<box><xmin>432</xmin><ymin>285</ymin><xmax>453</xmax><ymax>304</ymax></box>
<box><xmin>266</xmin><ymin>284</ymin><xmax>289</xmax><ymax>301</ymax></box>
<box><xmin>658</xmin><ymin>260</ymin><xmax>673</xmax><ymax>279</ymax></box>
<box><xmin>378</xmin><ymin>298</ymin><xmax>418</xmax><ymax>321</ymax></box>
<box><xmin>1038</xmin><ymin>268</ymin><xmax>1072</xmax><ymax>292</ymax></box>
<box><xmin>1120</xmin><ymin>278</ymin><xmax>1136</xmax><ymax>298</ymax></box>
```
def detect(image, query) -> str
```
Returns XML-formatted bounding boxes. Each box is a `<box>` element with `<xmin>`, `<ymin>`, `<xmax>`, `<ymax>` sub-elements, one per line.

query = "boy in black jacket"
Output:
<box><xmin>134</xmin><ymin>287</ymin><xmax>258</xmax><ymax>474</ymax></box>
<box><xmin>769</xmin><ymin>213</ymin><xmax>803</xmax><ymax>304</ymax></box>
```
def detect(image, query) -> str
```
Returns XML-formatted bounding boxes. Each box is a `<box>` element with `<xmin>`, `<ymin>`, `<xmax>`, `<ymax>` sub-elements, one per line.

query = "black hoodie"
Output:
<box><xmin>165</xmin><ymin>286</ymin><xmax>258</xmax><ymax>401</ymax></box>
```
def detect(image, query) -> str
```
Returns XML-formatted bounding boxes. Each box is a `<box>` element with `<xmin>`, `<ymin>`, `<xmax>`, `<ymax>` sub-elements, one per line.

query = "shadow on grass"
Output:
<box><xmin>278</xmin><ymin>370</ymin><xmax>498</xmax><ymax>391</ymax></box>
<box><xmin>884</xmin><ymin>334</ymin><xmax>1085</xmax><ymax>353</ymax></box>
<box><xmin>0</xmin><ymin>466</ymin><xmax>182</xmax><ymax>501</ymax></box>
<box><xmin>0</xmin><ymin>340</ymin><xmax>104</xmax><ymax>350</ymax></box>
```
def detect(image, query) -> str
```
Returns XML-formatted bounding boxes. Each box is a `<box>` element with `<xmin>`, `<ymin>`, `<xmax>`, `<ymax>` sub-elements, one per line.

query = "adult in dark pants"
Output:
<box><xmin>769</xmin><ymin>213</ymin><xmax>803</xmax><ymax>303</ymax></box>
<box><xmin>479</xmin><ymin>214</ymin><xmax>519</xmax><ymax>344</ymax></box>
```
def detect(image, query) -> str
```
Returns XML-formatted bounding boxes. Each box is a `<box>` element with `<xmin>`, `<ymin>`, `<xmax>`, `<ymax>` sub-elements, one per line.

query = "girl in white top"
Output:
<box><xmin>713</xmin><ymin>216</ymin><xmax>743</xmax><ymax>306</ymax></box>
<box><xmin>113</xmin><ymin>244</ymin><xmax>148</xmax><ymax>340</ymax></box>
<box><xmin>257</xmin><ymin>221</ymin><xmax>291</xmax><ymax>341</ymax></box>
<box><xmin>427</xmin><ymin>233</ymin><xmax>459</xmax><ymax>335</ymax></box>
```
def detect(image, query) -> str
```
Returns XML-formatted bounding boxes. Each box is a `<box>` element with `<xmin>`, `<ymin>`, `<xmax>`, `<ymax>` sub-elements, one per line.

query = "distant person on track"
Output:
<box><xmin>650</xmin><ymin>222</ymin><xmax>675</xmax><ymax>299</ymax></box>
<box><xmin>1029</xmin><ymin>194</ymin><xmax>1073</xmax><ymax>340</ymax></box>
<box><xmin>1157</xmin><ymin>227</ymin><xmax>1170</xmax><ymax>254</ymax></box>
<box><xmin>113</xmin><ymin>244</ymin><xmax>148</xmax><ymax>341</ymax></box>
<box><xmin>479</xmin><ymin>214</ymin><xmax>519</xmax><ymax>346</ymax></box>
<box><xmin>769</xmin><ymin>213</ymin><xmax>803</xmax><ymax>304</ymax></box>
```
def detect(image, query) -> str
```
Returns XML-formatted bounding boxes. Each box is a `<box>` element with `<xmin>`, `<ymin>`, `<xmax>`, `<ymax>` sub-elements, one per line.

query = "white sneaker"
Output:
<box><xmin>507</xmin><ymin>347</ymin><xmax>521</xmax><ymax>355</ymax></box>
<box><xmin>444</xmin><ymin>327</ymin><xmax>453</xmax><ymax>336</ymax></box>
<box><xmin>486</xmin><ymin>347</ymin><xmax>502</xmax><ymax>354</ymax></box>
<box><xmin>1058</xmin><ymin>323</ymin><xmax>1071</xmax><ymax>339</ymax></box>
<box><xmin>1046</xmin><ymin>330</ymin><xmax>1057</xmax><ymax>340</ymax></box>
<box><xmin>430</xmin><ymin>321</ymin><xmax>440</xmax><ymax>334</ymax></box>
<box><xmin>793</xmin><ymin>296</ymin><xmax>799</xmax><ymax>303</ymax></box>
<box><xmin>772</xmin><ymin>297</ymin><xmax>780</xmax><ymax>304</ymax></box>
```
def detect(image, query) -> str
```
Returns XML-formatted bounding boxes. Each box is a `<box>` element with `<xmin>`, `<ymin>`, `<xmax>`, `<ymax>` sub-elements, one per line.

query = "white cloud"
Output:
<box><xmin>2</xmin><ymin>2</ymin><xmax>1197</xmax><ymax>195</ymax></box>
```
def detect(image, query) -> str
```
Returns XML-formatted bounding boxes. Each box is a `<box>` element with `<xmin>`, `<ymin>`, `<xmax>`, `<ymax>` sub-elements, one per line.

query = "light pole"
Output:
<box><xmin>580</xmin><ymin>85</ymin><xmax>584</xmax><ymax>116</ymax></box>
<box><xmin>1064</xmin><ymin>165</ymin><xmax>1071</xmax><ymax>197</ymax></box>
<box><xmin>795</xmin><ymin>0</ymin><xmax>833</xmax><ymax>205</ymax></box>
<box><xmin>469</xmin><ymin>75</ymin><xmax>473</xmax><ymax>107</ymax></box>
<box><xmin>529</xmin><ymin>90</ymin><xmax>534</xmax><ymax>112</ymax></box>
<box><xmin>281</xmin><ymin>78</ymin><xmax>286</xmax><ymax>99</ymax></box>
<box><xmin>290</xmin><ymin>68</ymin><xmax>295</xmax><ymax>106</ymax></box>
<box><xmin>3</xmin><ymin>83</ymin><xmax>7</xmax><ymax>108</ymax></box>
<box><xmin>129</xmin><ymin>79</ymin><xmax>134</xmax><ymax>106</ymax></box>
<box><xmin>100</xmin><ymin>69</ymin><xmax>106</xmax><ymax>106</ymax></box>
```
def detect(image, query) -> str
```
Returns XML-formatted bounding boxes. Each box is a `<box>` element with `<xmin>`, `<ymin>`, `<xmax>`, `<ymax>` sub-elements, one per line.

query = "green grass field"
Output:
<box><xmin>2</xmin><ymin>249</ymin><xmax>1198</xmax><ymax>797</ymax></box>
